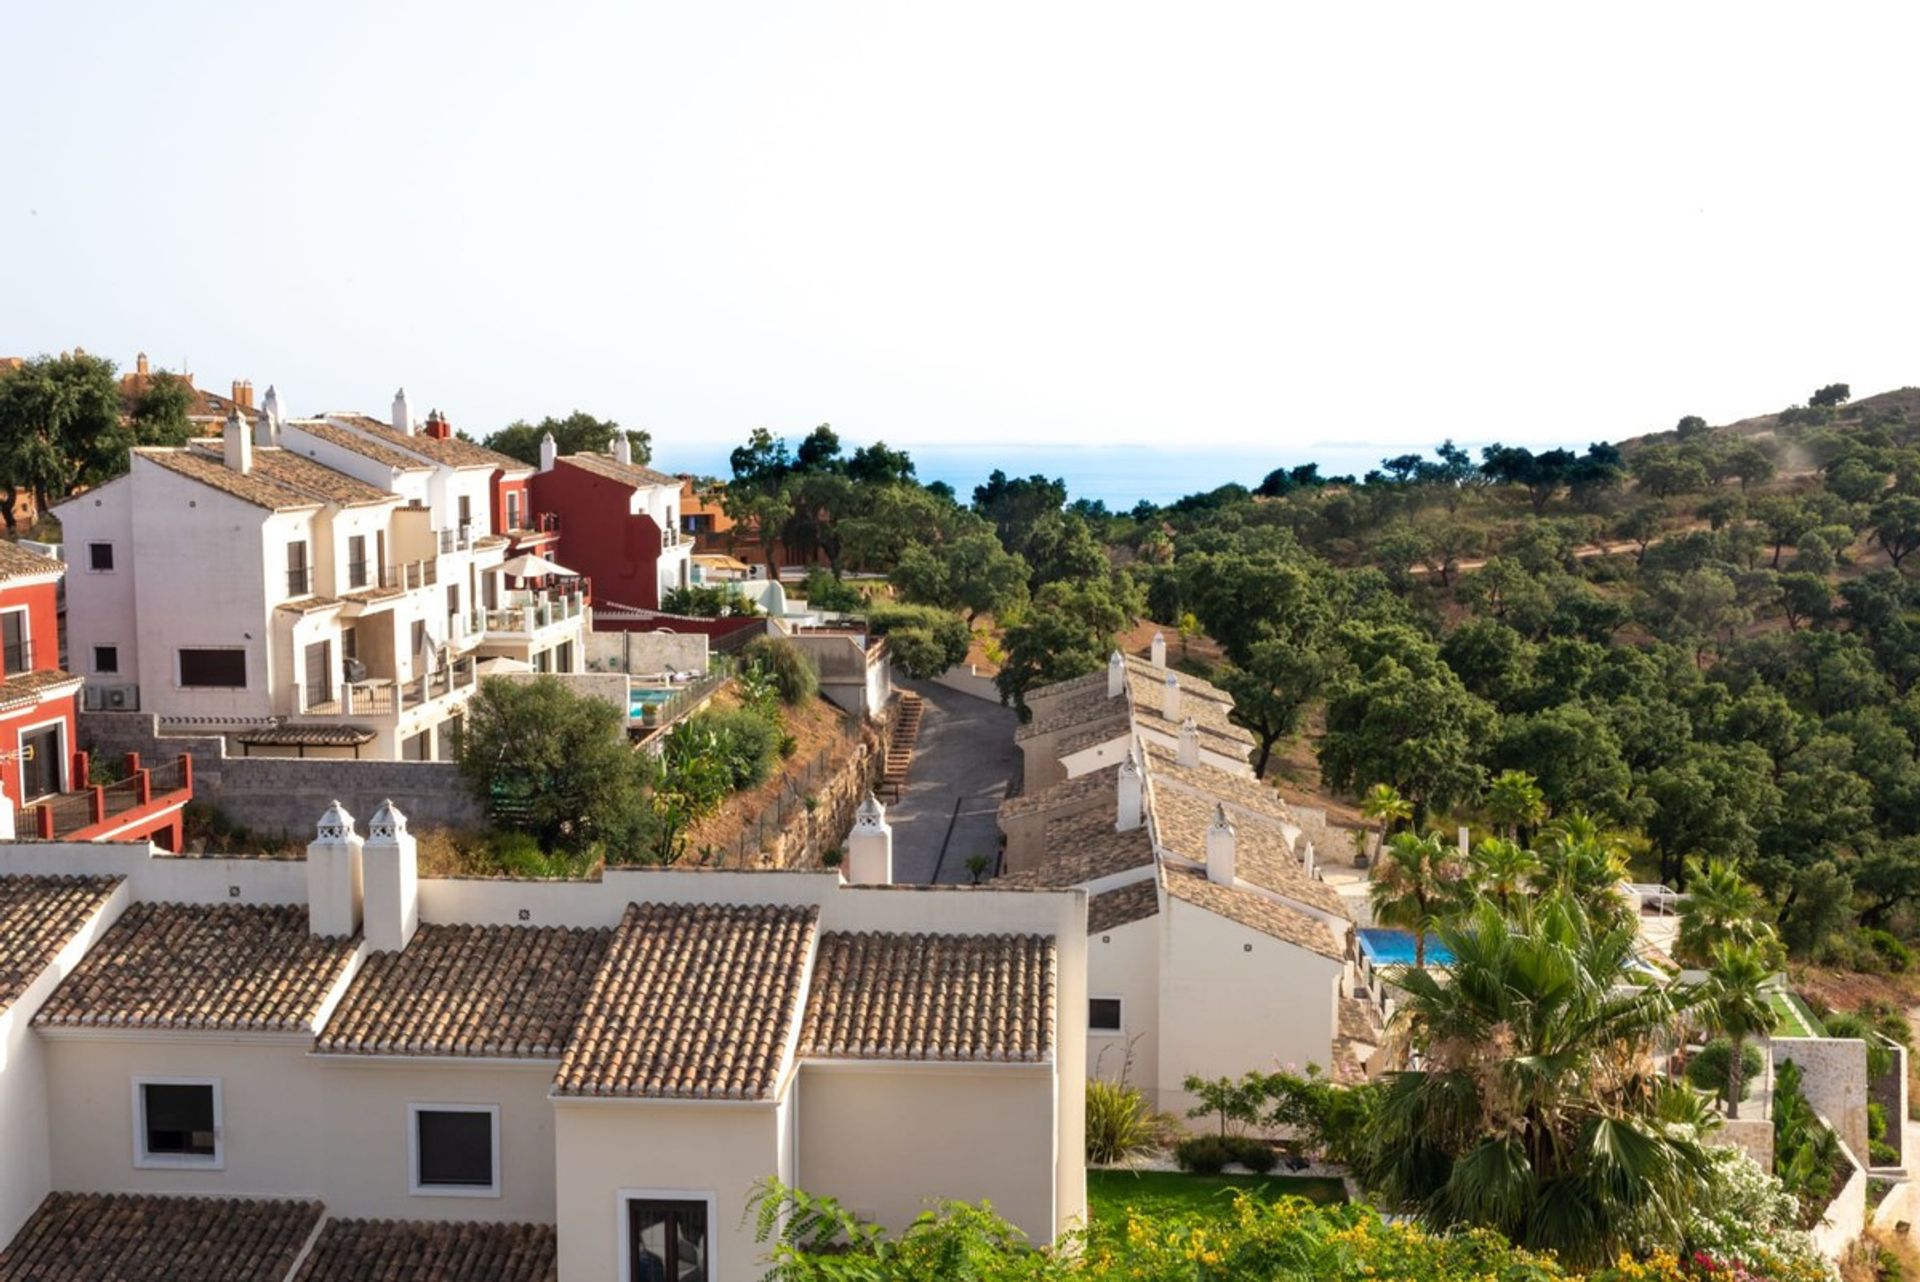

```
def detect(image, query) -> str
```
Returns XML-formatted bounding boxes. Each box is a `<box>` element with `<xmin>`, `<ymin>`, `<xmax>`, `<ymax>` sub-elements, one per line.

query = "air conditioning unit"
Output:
<box><xmin>104</xmin><ymin>685</ymin><xmax>136</xmax><ymax>711</ymax></box>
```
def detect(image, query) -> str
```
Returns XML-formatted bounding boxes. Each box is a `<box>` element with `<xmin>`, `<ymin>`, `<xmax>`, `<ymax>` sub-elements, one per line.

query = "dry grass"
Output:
<box><xmin>678</xmin><ymin>691</ymin><xmax>860</xmax><ymax>864</ymax></box>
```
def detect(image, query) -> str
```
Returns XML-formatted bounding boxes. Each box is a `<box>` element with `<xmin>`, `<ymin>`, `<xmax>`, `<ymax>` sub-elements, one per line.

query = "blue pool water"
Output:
<box><xmin>1356</xmin><ymin>927</ymin><xmax>1456</xmax><ymax>968</ymax></box>
<box><xmin>629</xmin><ymin>689</ymin><xmax>676</xmax><ymax>716</ymax></box>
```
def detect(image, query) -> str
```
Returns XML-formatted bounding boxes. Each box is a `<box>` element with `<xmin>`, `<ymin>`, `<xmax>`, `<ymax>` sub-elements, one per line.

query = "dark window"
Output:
<box><xmin>142</xmin><ymin>1082</ymin><xmax>216</xmax><ymax>1159</ymax></box>
<box><xmin>93</xmin><ymin>645</ymin><xmax>118</xmax><ymax>674</ymax></box>
<box><xmin>505</xmin><ymin>492</ymin><xmax>521</xmax><ymax>530</ymax></box>
<box><xmin>402</xmin><ymin>730</ymin><xmax>432</xmax><ymax>762</ymax></box>
<box><xmin>414</xmin><ymin>1108</ymin><xmax>493</xmax><ymax>1189</ymax></box>
<box><xmin>1</xmin><ymin>611</ymin><xmax>28</xmax><ymax>675</ymax></box>
<box><xmin>1089</xmin><ymin>998</ymin><xmax>1123</xmax><ymax>1033</ymax></box>
<box><xmin>411</xmin><ymin>620</ymin><xmax>428</xmax><ymax>660</ymax></box>
<box><xmin>347</xmin><ymin>535</ymin><xmax>368</xmax><ymax>589</ymax></box>
<box><xmin>87</xmin><ymin>542</ymin><xmax>114</xmax><ymax>571</ymax></box>
<box><xmin>286</xmin><ymin>541</ymin><xmax>310</xmax><ymax>597</ymax></box>
<box><xmin>304</xmin><ymin>641</ymin><xmax>331</xmax><ymax>709</ymax></box>
<box><xmin>629</xmin><ymin>1199</ymin><xmax>708</xmax><ymax>1282</ymax></box>
<box><xmin>179</xmin><ymin>649</ymin><xmax>246</xmax><ymax>688</ymax></box>
<box><xmin>458</xmin><ymin>495</ymin><xmax>472</xmax><ymax>528</ymax></box>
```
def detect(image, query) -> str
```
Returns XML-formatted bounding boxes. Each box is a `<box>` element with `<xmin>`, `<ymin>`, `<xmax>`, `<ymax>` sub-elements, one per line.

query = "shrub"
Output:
<box><xmin>693</xmin><ymin>707</ymin><xmax>782</xmax><ymax>791</ymax></box>
<box><xmin>1085</xmin><ymin>1077</ymin><xmax>1154</xmax><ymax>1165</ymax></box>
<box><xmin>868</xmin><ymin>603</ymin><xmax>970</xmax><ymax>676</ymax></box>
<box><xmin>1226</xmin><ymin>1134</ymin><xmax>1277</xmax><ymax>1174</ymax></box>
<box><xmin>880</xmin><ymin>626</ymin><xmax>950</xmax><ymax>680</ymax></box>
<box><xmin>461</xmin><ymin>676</ymin><xmax>651</xmax><ymax>854</ymax></box>
<box><xmin>1872</xmin><ymin>1138</ymin><xmax>1901</xmax><ymax>1167</ymax></box>
<box><xmin>1686</xmin><ymin>1038</ymin><xmax>1764</xmax><ymax>1101</ymax></box>
<box><xmin>1174</xmin><ymin>1134</ymin><xmax>1232</xmax><ymax>1175</ymax></box>
<box><xmin>1865</xmin><ymin>928</ymin><xmax>1913</xmax><ymax>972</ymax></box>
<box><xmin>740</xmin><ymin>636</ymin><xmax>819</xmax><ymax>706</ymax></box>
<box><xmin>800</xmin><ymin>568</ymin><xmax>867</xmax><ymax>614</ymax></box>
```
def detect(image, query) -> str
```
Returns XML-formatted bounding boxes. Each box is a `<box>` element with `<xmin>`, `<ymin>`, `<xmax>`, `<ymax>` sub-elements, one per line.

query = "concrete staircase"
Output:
<box><xmin>882</xmin><ymin>692</ymin><xmax>924</xmax><ymax>799</ymax></box>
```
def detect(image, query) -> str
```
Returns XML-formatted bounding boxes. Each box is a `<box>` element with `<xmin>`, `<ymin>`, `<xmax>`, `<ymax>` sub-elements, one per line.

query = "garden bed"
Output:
<box><xmin>677</xmin><ymin>690</ymin><xmax>864</xmax><ymax>866</ymax></box>
<box><xmin>1086</xmin><ymin>1169</ymin><xmax>1345</xmax><ymax>1230</ymax></box>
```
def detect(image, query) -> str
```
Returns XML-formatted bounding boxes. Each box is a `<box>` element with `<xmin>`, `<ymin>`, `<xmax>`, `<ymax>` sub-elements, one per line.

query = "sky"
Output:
<box><xmin>5</xmin><ymin>2</ymin><xmax>1920</xmax><ymax>499</ymax></box>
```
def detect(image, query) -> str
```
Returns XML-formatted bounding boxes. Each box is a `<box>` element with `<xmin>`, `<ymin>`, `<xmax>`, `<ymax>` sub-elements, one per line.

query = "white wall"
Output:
<box><xmin>55</xmin><ymin>475</ymin><xmax>137</xmax><ymax>690</ymax></box>
<box><xmin>1088</xmin><ymin>914</ymin><xmax>1159</xmax><ymax>1103</ymax></box>
<box><xmin>1157</xmin><ymin>896</ymin><xmax>1342</xmax><ymax>1120</ymax></box>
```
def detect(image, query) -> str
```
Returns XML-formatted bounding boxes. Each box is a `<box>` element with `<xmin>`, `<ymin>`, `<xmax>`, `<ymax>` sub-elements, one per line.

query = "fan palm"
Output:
<box><xmin>1693</xmin><ymin>942</ymin><xmax>1777</xmax><ymax>1120</ymax></box>
<box><xmin>1675</xmin><ymin>857</ymin><xmax>1778</xmax><ymax>967</ymax></box>
<box><xmin>1359</xmin><ymin>783</ymin><xmax>1414</xmax><ymax>862</ymax></box>
<box><xmin>1537</xmin><ymin>811</ymin><xmax>1633</xmax><ymax>927</ymax></box>
<box><xmin>1467</xmin><ymin>837</ymin><xmax>1541</xmax><ymax>912</ymax></box>
<box><xmin>1359</xmin><ymin>892</ymin><xmax>1710</xmax><ymax>1266</ymax></box>
<box><xmin>1483</xmin><ymin>769</ymin><xmax>1547</xmax><ymax>841</ymax></box>
<box><xmin>1371</xmin><ymin>830</ymin><xmax>1465</xmax><ymax>970</ymax></box>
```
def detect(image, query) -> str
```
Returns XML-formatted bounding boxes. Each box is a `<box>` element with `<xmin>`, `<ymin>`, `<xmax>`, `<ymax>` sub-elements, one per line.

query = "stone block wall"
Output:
<box><xmin>584</xmin><ymin>629</ymin><xmax>709</xmax><ymax>676</ymax></box>
<box><xmin>1773</xmin><ymin>1037</ymin><xmax>1871</xmax><ymax>1165</ymax></box>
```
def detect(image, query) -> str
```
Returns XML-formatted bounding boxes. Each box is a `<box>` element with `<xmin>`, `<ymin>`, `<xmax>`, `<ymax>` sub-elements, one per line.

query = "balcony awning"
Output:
<box><xmin>236</xmin><ymin>724</ymin><xmax>376</xmax><ymax>748</ymax></box>
<box><xmin>499</xmin><ymin>553</ymin><xmax>578</xmax><ymax>579</ymax></box>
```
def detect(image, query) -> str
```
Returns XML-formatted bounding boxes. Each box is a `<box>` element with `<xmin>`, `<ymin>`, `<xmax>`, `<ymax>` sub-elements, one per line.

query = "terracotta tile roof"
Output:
<box><xmin>34</xmin><ymin>902</ymin><xmax>357</xmax><ymax>1032</ymax></box>
<box><xmin>197</xmin><ymin>443</ymin><xmax>394</xmax><ymax>508</ymax></box>
<box><xmin>1015</xmin><ymin>686</ymin><xmax>1120</xmax><ymax>742</ymax></box>
<box><xmin>0</xmin><ymin>875</ymin><xmax>121</xmax><ymax>1014</ymax></box>
<box><xmin>558</xmin><ymin>452</ymin><xmax>680</xmax><ymax>490</ymax></box>
<box><xmin>998</xmin><ymin>762</ymin><xmax>1120</xmax><ymax>821</ymax></box>
<box><xmin>318</xmin><ymin>924</ymin><xmax>611</xmax><ymax>1058</ymax></box>
<box><xmin>1126</xmin><ymin>662</ymin><xmax>1252</xmax><ymax>747</ymax></box>
<box><xmin>0</xmin><ymin>540</ymin><xmax>64</xmax><ymax>583</ymax></box>
<box><xmin>0</xmin><ymin>1193</ymin><xmax>323</xmax><ymax>1282</ymax></box>
<box><xmin>554</xmin><ymin>902</ymin><xmax>817</xmax><ymax>1099</ymax></box>
<box><xmin>1160</xmin><ymin>863</ymin><xmax>1348</xmax><ymax>960</ymax></box>
<box><xmin>329</xmin><ymin>415</ymin><xmax>528</xmax><ymax>472</ymax></box>
<box><xmin>1149</xmin><ymin>782</ymin><xmax>1345</xmax><ymax>916</ymax></box>
<box><xmin>799</xmin><ymin>932</ymin><xmax>1056</xmax><ymax>1063</ymax></box>
<box><xmin>1024</xmin><ymin>667</ymin><xmax>1112</xmax><ymax>706</ymax></box>
<box><xmin>138</xmin><ymin>447</ymin><xmax>322</xmax><ymax>511</ymax></box>
<box><xmin>292</xmin><ymin>1219</ymin><xmax>557</xmax><ymax>1282</ymax></box>
<box><xmin>284</xmin><ymin>419</ymin><xmax>436</xmax><ymax>472</ymax></box>
<box><xmin>1058</xmin><ymin>715</ymin><xmax>1134</xmax><ymax>758</ymax></box>
<box><xmin>1148</xmin><ymin>752</ymin><xmax>1295</xmax><ymax>827</ymax></box>
<box><xmin>276</xmin><ymin>595</ymin><xmax>344</xmax><ymax>615</ymax></box>
<box><xmin>999</xmin><ymin>807</ymin><xmax>1154</xmax><ymax>890</ymax></box>
<box><xmin>0</xmin><ymin>668</ymin><xmax>83</xmax><ymax>714</ymax></box>
<box><xmin>1088</xmin><ymin>878</ymin><xmax>1159</xmax><ymax>933</ymax></box>
<box><xmin>236</xmin><ymin>724</ymin><xmax>377</xmax><ymax>748</ymax></box>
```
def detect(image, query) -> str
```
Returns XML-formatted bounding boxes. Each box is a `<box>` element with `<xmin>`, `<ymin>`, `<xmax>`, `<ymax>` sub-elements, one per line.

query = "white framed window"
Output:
<box><xmin>133</xmin><ymin>1077</ymin><xmax>223</xmax><ymax>1170</ymax></box>
<box><xmin>618</xmin><ymin>1188</ymin><xmax>716</xmax><ymax>1282</ymax></box>
<box><xmin>87</xmin><ymin>542</ymin><xmax>115</xmax><ymax>572</ymax></box>
<box><xmin>408</xmin><ymin>1103</ymin><xmax>500</xmax><ymax>1197</ymax></box>
<box><xmin>1088</xmin><ymin>996</ymin><xmax>1124</xmax><ymax>1035</ymax></box>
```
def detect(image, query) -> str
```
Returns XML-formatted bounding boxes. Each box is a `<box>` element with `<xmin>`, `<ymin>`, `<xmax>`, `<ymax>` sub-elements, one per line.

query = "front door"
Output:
<box><xmin>627</xmin><ymin>1199</ymin><xmax>708</xmax><ymax>1282</ymax></box>
<box><xmin>304</xmin><ymin>640</ymin><xmax>331</xmax><ymax>709</ymax></box>
<box><xmin>20</xmin><ymin>725</ymin><xmax>60</xmax><ymax>800</ymax></box>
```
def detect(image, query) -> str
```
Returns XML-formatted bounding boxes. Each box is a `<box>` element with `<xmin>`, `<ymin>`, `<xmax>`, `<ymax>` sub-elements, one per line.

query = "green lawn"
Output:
<box><xmin>1087</xmin><ymin>1169</ymin><xmax>1346</xmax><ymax>1230</ymax></box>
<box><xmin>1771</xmin><ymin>989</ymin><xmax>1823</xmax><ymax>1038</ymax></box>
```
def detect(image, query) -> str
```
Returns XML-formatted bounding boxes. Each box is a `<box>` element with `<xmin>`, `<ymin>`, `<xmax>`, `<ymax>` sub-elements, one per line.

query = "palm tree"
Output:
<box><xmin>1693</xmin><ymin>942</ymin><xmax>1777</xmax><ymax>1119</ymax></box>
<box><xmin>1536</xmin><ymin>810</ymin><xmax>1633</xmax><ymax>927</ymax></box>
<box><xmin>1675</xmin><ymin>856</ymin><xmax>1777</xmax><ymax>967</ymax></box>
<box><xmin>1467</xmin><ymin>837</ymin><xmax>1540</xmax><ymax>912</ymax></box>
<box><xmin>1359</xmin><ymin>892</ymin><xmax>1710</xmax><ymax>1265</ymax></box>
<box><xmin>1371</xmin><ymin>831</ymin><xmax>1464</xmax><ymax>970</ymax></box>
<box><xmin>1483</xmin><ymin>769</ymin><xmax>1546</xmax><ymax>841</ymax></box>
<box><xmin>1360</xmin><ymin>783</ymin><xmax>1413</xmax><ymax>863</ymax></box>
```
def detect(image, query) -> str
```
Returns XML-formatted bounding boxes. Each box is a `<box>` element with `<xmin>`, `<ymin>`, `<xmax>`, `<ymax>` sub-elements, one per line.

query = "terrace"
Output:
<box><xmin>13</xmin><ymin>751</ymin><xmax>193</xmax><ymax>844</ymax></box>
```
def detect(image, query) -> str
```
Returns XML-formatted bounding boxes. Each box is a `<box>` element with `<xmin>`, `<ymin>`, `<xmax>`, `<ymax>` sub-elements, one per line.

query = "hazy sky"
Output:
<box><xmin>5</xmin><ymin>2</ymin><xmax>1919</xmax><ymax>471</ymax></box>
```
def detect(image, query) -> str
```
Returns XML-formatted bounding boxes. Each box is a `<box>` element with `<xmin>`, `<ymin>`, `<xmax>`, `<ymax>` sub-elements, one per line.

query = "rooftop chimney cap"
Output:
<box><xmin>1120</xmin><ymin>748</ymin><xmax>1140</xmax><ymax>777</ymax></box>
<box><xmin>1209</xmin><ymin>802</ymin><xmax>1234</xmax><ymax>835</ymax></box>
<box><xmin>855</xmin><ymin>792</ymin><xmax>886</xmax><ymax>826</ymax></box>
<box><xmin>1165</xmin><ymin>672</ymin><xmax>1179</xmax><ymax>688</ymax></box>
<box><xmin>369</xmin><ymin>798</ymin><xmax>408</xmax><ymax>839</ymax></box>
<box><xmin>316</xmin><ymin>800</ymin><xmax>355</xmax><ymax>841</ymax></box>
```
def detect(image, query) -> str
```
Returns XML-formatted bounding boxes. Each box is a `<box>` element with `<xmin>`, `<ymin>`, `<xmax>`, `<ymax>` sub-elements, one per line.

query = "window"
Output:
<box><xmin>1089</xmin><ymin>997</ymin><xmax>1123</xmax><ymax>1034</ymax></box>
<box><xmin>93</xmin><ymin>645</ymin><xmax>119</xmax><ymax>675</ymax></box>
<box><xmin>178</xmin><ymin>648</ymin><xmax>246</xmax><ymax>688</ymax></box>
<box><xmin>409</xmin><ymin>1104</ymin><xmax>499</xmax><ymax>1196</ymax></box>
<box><xmin>402</xmin><ymin>729</ymin><xmax>432</xmax><ymax>761</ymax></box>
<box><xmin>1</xmin><ymin>610</ymin><xmax>28</xmax><ymax>674</ymax></box>
<box><xmin>347</xmin><ymin>535</ymin><xmax>369</xmax><ymax>589</ymax></box>
<box><xmin>134</xmin><ymin>1078</ymin><xmax>221</xmax><ymax>1169</ymax></box>
<box><xmin>457</xmin><ymin>495</ymin><xmax>473</xmax><ymax>529</ymax></box>
<box><xmin>411</xmin><ymin>620</ymin><xmax>428</xmax><ymax>661</ymax></box>
<box><xmin>87</xmin><ymin>542</ymin><xmax>114</xmax><ymax>572</ymax></box>
<box><xmin>624</xmin><ymin>1197</ymin><xmax>710</xmax><ymax>1282</ymax></box>
<box><xmin>505</xmin><ymin>491</ymin><xmax>521</xmax><ymax>530</ymax></box>
<box><xmin>286</xmin><ymin>541</ymin><xmax>311</xmax><ymax>597</ymax></box>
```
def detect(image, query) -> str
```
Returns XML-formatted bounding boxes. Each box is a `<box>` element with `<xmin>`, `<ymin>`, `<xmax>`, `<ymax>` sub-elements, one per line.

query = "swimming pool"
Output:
<box><xmin>1356</xmin><ymin>927</ymin><xmax>1455</xmax><ymax>968</ymax></box>
<box><xmin>629</xmin><ymin>688</ymin><xmax>676</xmax><ymax>717</ymax></box>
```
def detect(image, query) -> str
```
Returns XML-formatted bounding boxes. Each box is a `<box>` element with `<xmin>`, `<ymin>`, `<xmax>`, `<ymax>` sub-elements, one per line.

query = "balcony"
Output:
<box><xmin>481</xmin><ymin>590</ymin><xmax>586</xmax><ymax>638</ymax></box>
<box><xmin>15</xmin><ymin>752</ymin><xmax>193</xmax><ymax>842</ymax></box>
<box><xmin>286</xmin><ymin>567</ymin><xmax>312</xmax><ymax>597</ymax></box>
<box><xmin>2</xmin><ymin>637</ymin><xmax>32</xmax><ymax>678</ymax></box>
<box><xmin>438</xmin><ymin>524</ymin><xmax>476</xmax><ymax>555</ymax></box>
<box><xmin>346</xmin><ymin>561</ymin><xmax>439</xmax><ymax>596</ymax></box>
<box><xmin>302</xmin><ymin>656</ymin><xmax>478</xmax><ymax>718</ymax></box>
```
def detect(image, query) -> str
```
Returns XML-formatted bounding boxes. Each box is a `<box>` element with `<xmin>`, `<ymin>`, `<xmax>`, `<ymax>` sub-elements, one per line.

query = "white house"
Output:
<box><xmin>57</xmin><ymin>398</ymin><xmax>588</xmax><ymax>762</ymax></box>
<box><xmin>1000</xmin><ymin>640</ymin><xmax>1376</xmax><ymax>1115</ymax></box>
<box><xmin>0</xmin><ymin>797</ymin><xmax>1085</xmax><ymax>1282</ymax></box>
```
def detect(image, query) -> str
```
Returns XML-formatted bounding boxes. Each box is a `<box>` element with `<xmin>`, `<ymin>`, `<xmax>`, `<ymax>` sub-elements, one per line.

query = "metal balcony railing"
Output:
<box><xmin>286</xmin><ymin>568</ymin><xmax>312</xmax><ymax>597</ymax></box>
<box><xmin>2</xmin><ymin>638</ymin><xmax>31</xmax><ymax>676</ymax></box>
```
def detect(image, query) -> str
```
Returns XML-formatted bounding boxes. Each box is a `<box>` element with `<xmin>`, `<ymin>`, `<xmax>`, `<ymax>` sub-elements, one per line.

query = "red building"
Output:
<box><xmin>0</xmin><ymin>542</ymin><xmax>191</xmax><ymax>847</ymax></box>
<box><xmin>529</xmin><ymin>441</ymin><xmax>692</xmax><ymax>611</ymax></box>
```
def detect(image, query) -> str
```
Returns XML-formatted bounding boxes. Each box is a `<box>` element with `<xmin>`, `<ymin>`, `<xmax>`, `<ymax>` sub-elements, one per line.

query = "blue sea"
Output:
<box><xmin>659</xmin><ymin>439</ymin><xmax>1486</xmax><ymax>509</ymax></box>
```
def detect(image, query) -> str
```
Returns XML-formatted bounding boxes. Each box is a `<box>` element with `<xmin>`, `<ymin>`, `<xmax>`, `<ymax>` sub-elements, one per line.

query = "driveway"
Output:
<box><xmin>886</xmin><ymin>677</ymin><xmax>1018</xmax><ymax>884</ymax></box>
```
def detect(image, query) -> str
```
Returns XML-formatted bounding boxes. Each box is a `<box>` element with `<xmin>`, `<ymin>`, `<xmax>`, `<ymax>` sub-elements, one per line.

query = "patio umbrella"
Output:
<box><xmin>500</xmin><ymin>552</ymin><xmax>577</xmax><ymax>579</ymax></box>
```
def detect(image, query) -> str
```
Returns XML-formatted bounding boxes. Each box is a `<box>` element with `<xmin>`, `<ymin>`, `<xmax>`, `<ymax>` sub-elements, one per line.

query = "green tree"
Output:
<box><xmin>893</xmin><ymin>532</ymin><xmax>1030</xmax><ymax>623</ymax></box>
<box><xmin>1359</xmin><ymin>893</ymin><xmax>1709</xmax><ymax>1265</ymax></box>
<box><xmin>1320</xmin><ymin>624</ymin><xmax>1496</xmax><ymax>817</ymax></box>
<box><xmin>1218</xmin><ymin>640</ymin><xmax>1325</xmax><ymax>776</ymax></box>
<box><xmin>1630</xmin><ymin>444</ymin><xmax>1712</xmax><ymax>498</ymax></box>
<box><xmin>1466</xmin><ymin>837</ymin><xmax>1540</xmax><ymax>912</ymax></box>
<box><xmin>1675</xmin><ymin>857</ymin><xmax>1777</xmax><ymax>968</ymax></box>
<box><xmin>1809</xmin><ymin>382</ymin><xmax>1851</xmax><ymax>408</ymax></box>
<box><xmin>1778</xmin><ymin>860</ymin><xmax>1853</xmax><ymax>958</ymax></box>
<box><xmin>1369</xmin><ymin>831</ymin><xmax>1464</xmax><ymax>970</ymax></box>
<box><xmin>128</xmin><ymin>369</ymin><xmax>195</xmax><ymax>447</ymax></box>
<box><xmin>0</xmin><ymin>350</ymin><xmax>129</xmax><ymax>526</ymax></box>
<box><xmin>1870</xmin><ymin>494</ymin><xmax>1920</xmax><ymax>569</ymax></box>
<box><xmin>460</xmin><ymin>676</ymin><xmax>651</xmax><ymax>854</ymax></box>
<box><xmin>1693</xmin><ymin>943</ymin><xmax>1777</xmax><ymax>1119</ymax></box>
<box><xmin>994</xmin><ymin>579</ymin><xmax>1130</xmax><ymax>716</ymax></box>
<box><xmin>1482</xmin><ymin>769</ymin><xmax>1545</xmax><ymax>840</ymax></box>
<box><xmin>484</xmin><ymin>410</ymin><xmax>649</xmax><ymax>468</ymax></box>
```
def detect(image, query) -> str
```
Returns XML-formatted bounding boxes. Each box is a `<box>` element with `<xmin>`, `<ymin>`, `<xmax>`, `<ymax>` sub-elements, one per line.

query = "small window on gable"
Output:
<box><xmin>1089</xmin><ymin>997</ymin><xmax>1123</xmax><ymax>1034</ymax></box>
<box><xmin>135</xmin><ymin>1078</ymin><xmax>221</xmax><ymax>1168</ymax></box>
<box><xmin>410</xmin><ymin>1104</ymin><xmax>499</xmax><ymax>1196</ymax></box>
<box><xmin>87</xmin><ymin>542</ymin><xmax>114</xmax><ymax>572</ymax></box>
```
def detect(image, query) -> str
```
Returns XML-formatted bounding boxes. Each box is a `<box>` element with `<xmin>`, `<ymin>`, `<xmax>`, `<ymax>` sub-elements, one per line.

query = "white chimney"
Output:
<box><xmin>539</xmin><ymin>431</ymin><xmax>557</xmax><ymax>473</ymax></box>
<box><xmin>1150</xmin><ymin>631</ymin><xmax>1167</xmax><ymax>669</ymax></box>
<box><xmin>1107</xmin><ymin>650</ymin><xmax>1126</xmax><ymax>698</ymax></box>
<box><xmin>223</xmin><ymin>407</ymin><xmax>252</xmax><ymax>474</ymax></box>
<box><xmin>307</xmin><ymin>801</ymin><xmax>364</xmax><ymax>937</ymax></box>
<box><xmin>1162</xmin><ymin>672</ymin><xmax>1181</xmax><ymax>722</ymax></box>
<box><xmin>1177</xmin><ymin>717</ymin><xmax>1201</xmax><ymax>768</ymax></box>
<box><xmin>845</xmin><ymin>792</ymin><xmax>893</xmax><ymax>885</ymax></box>
<box><xmin>613</xmin><ymin>433</ymin><xmax>632</xmax><ymax>467</ymax></box>
<box><xmin>362</xmin><ymin>799</ymin><xmax>418</xmax><ymax>952</ymax></box>
<box><xmin>255</xmin><ymin>385</ymin><xmax>281</xmax><ymax>447</ymax></box>
<box><xmin>1206</xmin><ymin>803</ymin><xmax>1237</xmax><ymax>886</ymax></box>
<box><xmin>1116</xmin><ymin>750</ymin><xmax>1143</xmax><ymax>832</ymax></box>
<box><xmin>391</xmin><ymin>387</ymin><xmax>413</xmax><ymax>435</ymax></box>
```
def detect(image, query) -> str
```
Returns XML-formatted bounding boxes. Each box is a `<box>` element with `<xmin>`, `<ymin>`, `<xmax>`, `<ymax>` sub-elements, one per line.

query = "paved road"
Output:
<box><xmin>886</xmin><ymin>677</ymin><xmax>1018</xmax><ymax>884</ymax></box>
